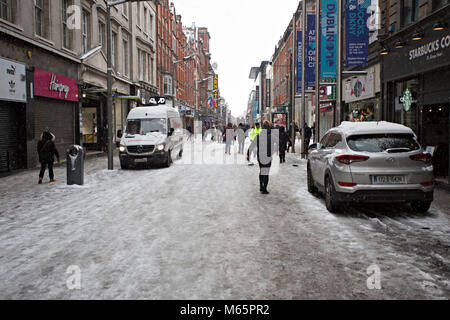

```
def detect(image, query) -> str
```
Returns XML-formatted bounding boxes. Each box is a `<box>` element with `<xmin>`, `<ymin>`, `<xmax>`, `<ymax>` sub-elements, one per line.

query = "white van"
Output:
<box><xmin>117</xmin><ymin>105</ymin><xmax>184</xmax><ymax>169</ymax></box>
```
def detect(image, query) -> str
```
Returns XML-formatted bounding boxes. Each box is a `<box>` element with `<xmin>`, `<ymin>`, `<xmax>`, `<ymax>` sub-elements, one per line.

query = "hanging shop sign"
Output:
<box><xmin>321</xmin><ymin>0</ymin><xmax>338</xmax><ymax>79</ymax></box>
<box><xmin>213</xmin><ymin>74</ymin><xmax>219</xmax><ymax>108</ymax></box>
<box><xmin>253</xmin><ymin>101</ymin><xmax>258</xmax><ymax>119</ymax></box>
<box><xmin>34</xmin><ymin>68</ymin><xmax>78</xmax><ymax>101</ymax></box>
<box><xmin>296</xmin><ymin>30</ymin><xmax>303</xmax><ymax>93</ymax></box>
<box><xmin>343</xmin><ymin>72</ymin><xmax>374</xmax><ymax>103</ymax></box>
<box><xmin>306</xmin><ymin>14</ymin><xmax>316</xmax><ymax>90</ymax></box>
<box><xmin>345</xmin><ymin>0</ymin><xmax>370</xmax><ymax>66</ymax></box>
<box><xmin>0</xmin><ymin>57</ymin><xmax>27</xmax><ymax>102</ymax></box>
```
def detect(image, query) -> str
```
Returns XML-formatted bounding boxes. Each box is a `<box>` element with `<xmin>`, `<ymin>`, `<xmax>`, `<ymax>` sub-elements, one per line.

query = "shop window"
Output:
<box><xmin>432</xmin><ymin>0</ymin><xmax>449</xmax><ymax>12</ymax></box>
<box><xmin>394</xmin><ymin>78</ymin><xmax>419</xmax><ymax>134</ymax></box>
<box><xmin>35</xmin><ymin>0</ymin><xmax>50</xmax><ymax>39</ymax></box>
<box><xmin>401</xmin><ymin>0</ymin><xmax>419</xmax><ymax>28</ymax></box>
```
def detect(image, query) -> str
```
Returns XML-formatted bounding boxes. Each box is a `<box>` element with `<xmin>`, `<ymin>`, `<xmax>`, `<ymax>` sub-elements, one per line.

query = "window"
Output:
<box><xmin>136</xmin><ymin>2</ymin><xmax>141</xmax><ymax>27</ymax></box>
<box><xmin>82</xmin><ymin>10</ymin><xmax>89</xmax><ymax>53</ymax></box>
<box><xmin>401</xmin><ymin>0</ymin><xmax>419</xmax><ymax>28</ymax></box>
<box><xmin>150</xmin><ymin>57</ymin><xmax>154</xmax><ymax>84</ymax></box>
<box><xmin>0</xmin><ymin>0</ymin><xmax>12</xmax><ymax>22</ymax></box>
<box><xmin>139</xmin><ymin>50</ymin><xmax>147</xmax><ymax>81</ymax></box>
<box><xmin>122</xmin><ymin>40</ymin><xmax>128</xmax><ymax>76</ymax></box>
<box><xmin>35</xmin><ymin>0</ymin><xmax>43</xmax><ymax>36</ymax></box>
<box><xmin>62</xmin><ymin>0</ymin><xmax>71</xmax><ymax>48</ymax></box>
<box><xmin>149</xmin><ymin>14</ymin><xmax>154</xmax><ymax>36</ymax></box>
<box><xmin>98</xmin><ymin>22</ymin><xmax>105</xmax><ymax>48</ymax></box>
<box><xmin>112</xmin><ymin>32</ymin><xmax>117</xmax><ymax>67</ymax></box>
<box><xmin>122</xmin><ymin>2</ymin><xmax>128</xmax><ymax>17</ymax></box>
<box><xmin>164</xmin><ymin>75</ymin><xmax>173</xmax><ymax>96</ymax></box>
<box><xmin>144</xmin><ymin>7</ymin><xmax>148</xmax><ymax>32</ymax></box>
<box><xmin>347</xmin><ymin>134</ymin><xmax>420</xmax><ymax>153</ymax></box>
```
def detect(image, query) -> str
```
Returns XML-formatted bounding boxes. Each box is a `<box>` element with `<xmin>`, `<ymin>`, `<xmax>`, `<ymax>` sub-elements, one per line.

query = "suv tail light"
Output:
<box><xmin>336</xmin><ymin>155</ymin><xmax>370</xmax><ymax>165</ymax></box>
<box><xmin>410</xmin><ymin>153</ymin><xmax>432</xmax><ymax>165</ymax></box>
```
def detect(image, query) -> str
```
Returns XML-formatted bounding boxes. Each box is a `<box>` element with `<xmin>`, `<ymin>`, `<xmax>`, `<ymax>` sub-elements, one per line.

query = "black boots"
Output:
<box><xmin>259</xmin><ymin>175</ymin><xmax>269</xmax><ymax>194</ymax></box>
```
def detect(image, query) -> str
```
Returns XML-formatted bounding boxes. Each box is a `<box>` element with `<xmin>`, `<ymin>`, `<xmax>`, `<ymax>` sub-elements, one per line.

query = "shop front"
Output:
<box><xmin>33</xmin><ymin>68</ymin><xmax>78</xmax><ymax>162</ymax></box>
<box><xmin>0</xmin><ymin>57</ymin><xmax>27</xmax><ymax>172</ymax></box>
<box><xmin>383</xmin><ymin>22</ymin><xmax>450</xmax><ymax>182</ymax></box>
<box><xmin>343</xmin><ymin>64</ymin><xmax>381</xmax><ymax>122</ymax></box>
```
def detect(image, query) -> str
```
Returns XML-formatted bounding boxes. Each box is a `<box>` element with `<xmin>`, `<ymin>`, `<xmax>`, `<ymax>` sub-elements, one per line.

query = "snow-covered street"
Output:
<box><xmin>0</xmin><ymin>139</ymin><xmax>449</xmax><ymax>299</ymax></box>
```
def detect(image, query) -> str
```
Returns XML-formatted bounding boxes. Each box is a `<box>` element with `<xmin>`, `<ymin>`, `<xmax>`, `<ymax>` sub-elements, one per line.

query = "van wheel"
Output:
<box><xmin>120</xmin><ymin>162</ymin><xmax>127</xmax><ymax>170</ymax></box>
<box><xmin>325</xmin><ymin>175</ymin><xmax>340</xmax><ymax>213</ymax></box>
<box><xmin>410</xmin><ymin>201</ymin><xmax>432</xmax><ymax>213</ymax></box>
<box><xmin>307</xmin><ymin>164</ymin><xmax>318</xmax><ymax>194</ymax></box>
<box><xmin>165</xmin><ymin>151</ymin><xmax>172</xmax><ymax>168</ymax></box>
<box><xmin>178</xmin><ymin>148</ymin><xmax>183</xmax><ymax>158</ymax></box>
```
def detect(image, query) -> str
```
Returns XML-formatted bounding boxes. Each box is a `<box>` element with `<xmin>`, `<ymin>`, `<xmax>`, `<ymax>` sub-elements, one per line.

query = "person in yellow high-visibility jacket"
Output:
<box><xmin>249</xmin><ymin>122</ymin><xmax>261</xmax><ymax>141</ymax></box>
<box><xmin>249</xmin><ymin>123</ymin><xmax>261</xmax><ymax>160</ymax></box>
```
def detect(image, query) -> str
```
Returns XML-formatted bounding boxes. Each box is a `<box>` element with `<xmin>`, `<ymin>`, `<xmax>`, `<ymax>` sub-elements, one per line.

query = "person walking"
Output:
<box><xmin>37</xmin><ymin>130</ymin><xmax>60</xmax><ymax>184</ymax></box>
<box><xmin>247</xmin><ymin>121</ymin><xmax>275</xmax><ymax>194</ymax></box>
<box><xmin>278</xmin><ymin>126</ymin><xmax>292</xmax><ymax>163</ymax></box>
<box><xmin>249</xmin><ymin>122</ymin><xmax>261</xmax><ymax>161</ymax></box>
<box><xmin>237</xmin><ymin>123</ymin><xmax>246</xmax><ymax>154</ymax></box>
<box><xmin>303</xmin><ymin>122</ymin><xmax>312</xmax><ymax>152</ymax></box>
<box><xmin>224</xmin><ymin>122</ymin><xmax>233</xmax><ymax>154</ymax></box>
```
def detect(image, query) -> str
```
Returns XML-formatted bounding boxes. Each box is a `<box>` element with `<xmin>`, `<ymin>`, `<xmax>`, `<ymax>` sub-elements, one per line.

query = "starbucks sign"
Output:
<box><xmin>402</xmin><ymin>89</ymin><xmax>412</xmax><ymax>112</ymax></box>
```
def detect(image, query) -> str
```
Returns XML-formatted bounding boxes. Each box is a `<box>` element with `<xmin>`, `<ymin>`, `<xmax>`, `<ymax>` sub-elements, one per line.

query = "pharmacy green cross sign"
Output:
<box><xmin>402</xmin><ymin>89</ymin><xmax>412</xmax><ymax>112</ymax></box>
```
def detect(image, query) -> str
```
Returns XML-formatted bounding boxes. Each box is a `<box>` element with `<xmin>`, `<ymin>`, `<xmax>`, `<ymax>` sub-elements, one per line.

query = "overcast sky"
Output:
<box><xmin>173</xmin><ymin>0</ymin><xmax>300</xmax><ymax>118</ymax></box>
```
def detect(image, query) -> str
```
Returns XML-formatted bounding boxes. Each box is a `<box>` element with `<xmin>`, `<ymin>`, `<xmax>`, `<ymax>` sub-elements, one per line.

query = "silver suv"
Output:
<box><xmin>307</xmin><ymin>121</ymin><xmax>434</xmax><ymax>213</ymax></box>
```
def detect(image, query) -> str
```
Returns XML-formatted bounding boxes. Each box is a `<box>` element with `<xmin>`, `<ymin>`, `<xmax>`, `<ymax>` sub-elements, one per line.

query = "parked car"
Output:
<box><xmin>117</xmin><ymin>105</ymin><xmax>184</xmax><ymax>169</ymax></box>
<box><xmin>307</xmin><ymin>121</ymin><xmax>434</xmax><ymax>213</ymax></box>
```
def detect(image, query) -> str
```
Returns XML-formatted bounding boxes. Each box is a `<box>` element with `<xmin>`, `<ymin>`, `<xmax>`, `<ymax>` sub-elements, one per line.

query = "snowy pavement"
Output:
<box><xmin>0</xmin><ymin>139</ymin><xmax>449</xmax><ymax>299</ymax></box>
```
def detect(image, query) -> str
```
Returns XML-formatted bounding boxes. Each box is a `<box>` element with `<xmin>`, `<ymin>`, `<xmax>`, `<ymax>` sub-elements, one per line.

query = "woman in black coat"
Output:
<box><xmin>278</xmin><ymin>126</ymin><xmax>292</xmax><ymax>163</ymax></box>
<box><xmin>37</xmin><ymin>130</ymin><xmax>60</xmax><ymax>184</ymax></box>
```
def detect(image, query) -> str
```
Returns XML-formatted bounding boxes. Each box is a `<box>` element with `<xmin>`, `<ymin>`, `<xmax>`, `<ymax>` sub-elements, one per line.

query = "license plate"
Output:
<box><xmin>135</xmin><ymin>158</ymin><xmax>147</xmax><ymax>163</ymax></box>
<box><xmin>373</xmin><ymin>175</ymin><xmax>406</xmax><ymax>184</ymax></box>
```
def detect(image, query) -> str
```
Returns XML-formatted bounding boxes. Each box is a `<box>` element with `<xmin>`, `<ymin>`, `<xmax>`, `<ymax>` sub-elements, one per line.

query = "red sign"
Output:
<box><xmin>34</xmin><ymin>68</ymin><xmax>78</xmax><ymax>101</ymax></box>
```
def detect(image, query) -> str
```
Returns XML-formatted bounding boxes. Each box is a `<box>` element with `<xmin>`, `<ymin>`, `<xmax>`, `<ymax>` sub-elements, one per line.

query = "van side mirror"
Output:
<box><xmin>168</xmin><ymin>128</ymin><xmax>175</xmax><ymax>136</ymax></box>
<box><xmin>117</xmin><ymin>130</ymin><xmax>123</xmax><ymax>138</ymax></box>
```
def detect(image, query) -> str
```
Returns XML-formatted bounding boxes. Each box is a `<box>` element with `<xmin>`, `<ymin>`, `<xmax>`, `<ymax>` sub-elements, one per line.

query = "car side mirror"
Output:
<box><xmin>168</xmin><ymin>128</ymin><xmax>175</xmax><ymax>136</ymax></box>
<box><xmin>308</xmin><ymin>143</ymin><xmax>317</xmax><ymax>150</ymax></box>
<box><xmin>117</xmin><ymin>130</ymin><xmax>123</xmax><ymax>138</ymax></box>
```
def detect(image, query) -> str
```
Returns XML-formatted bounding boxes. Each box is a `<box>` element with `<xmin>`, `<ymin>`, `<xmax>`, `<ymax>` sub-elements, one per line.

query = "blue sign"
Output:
<box><xmin>253</xmin><ymin>101</ymin><xmax>258</xmax><ymax>119</ymax></box>
<box><xmin>306</xmin><ymin>14</ymin><xmax>316</xmax><ymax>90</ymax></box>
<box><xmin>321</xmin><ymin>0</ymin><xmax>337</xmax><ymax>79</ymax></box>
<box><xmin>345</xmin><ymin>0</ymin><xmax>370</xmax><ymax>66</ymax></box>
<box><xmin>296</xmin><ymin>31</ymin><xmax>302</xmax><ymax>93</ymax></box>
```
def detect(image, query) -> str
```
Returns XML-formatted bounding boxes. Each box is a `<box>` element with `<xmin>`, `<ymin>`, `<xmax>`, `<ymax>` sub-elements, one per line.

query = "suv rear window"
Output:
<box><xmin>347</xmin><ymin>133</ymin><xmax>421</xmax><ymax>153</ymax></box>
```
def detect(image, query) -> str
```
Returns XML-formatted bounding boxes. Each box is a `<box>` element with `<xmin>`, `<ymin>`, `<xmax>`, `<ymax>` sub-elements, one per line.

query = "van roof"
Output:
<box><xmin>127</xmin><ymin>106</ymin><xmax>180</xmax><ymax>119</ymax></box>
<box><xmin>336</xmin><ymin>121</ymin><xmax>415</xmax><ymax>136</ymax></box>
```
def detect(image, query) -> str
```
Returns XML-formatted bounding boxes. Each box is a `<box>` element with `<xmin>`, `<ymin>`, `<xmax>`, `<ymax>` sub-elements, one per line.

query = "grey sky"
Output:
<box><xmin>173</xmin><ymin>0</ymin><xmax>300</xmax><ymax>118</ymax></box>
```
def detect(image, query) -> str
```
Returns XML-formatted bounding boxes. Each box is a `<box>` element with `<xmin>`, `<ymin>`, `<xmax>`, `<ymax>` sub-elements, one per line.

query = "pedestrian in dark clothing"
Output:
<box><xmin>303</xmin><ymin>122</ymin><xmax>312</xmax><ymax>151</ymax></box>
<box><xmin>278</xmin><ymin>126</ymin><xmax>292</xmax><ymax>163</ymax></box>
<box><xmin>247</xmin><ymin>121</ymin><xmax>275</xmax><ymax>194</ymax></box>
<box><xmin>236</xmin><ymin>123</ymin><xmax>246</xmax><ymax>154</ymax></box>
<box><xmin>37</xmin><ymin>130</ymin><xmax>60</xmax><ymax>184</ymax></box>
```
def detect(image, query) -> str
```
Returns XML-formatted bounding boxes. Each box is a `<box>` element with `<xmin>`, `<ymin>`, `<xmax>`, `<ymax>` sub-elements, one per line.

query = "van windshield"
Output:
<box><xmin>126</xmin><ymin>118</ymin><xmax>167</xmax><ymax>135</ymax></box>
<box><xmin>347</xmin><ymin>133</ymin><xmax>421</xmax><ymax>153</ymax></box>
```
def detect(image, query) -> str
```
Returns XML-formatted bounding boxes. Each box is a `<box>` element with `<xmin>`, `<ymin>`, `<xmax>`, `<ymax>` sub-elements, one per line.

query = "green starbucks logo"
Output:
<box><xmin>403</xmin><ymin>89</ymin><xmax>412</xmax><ymax>112</ymax></box>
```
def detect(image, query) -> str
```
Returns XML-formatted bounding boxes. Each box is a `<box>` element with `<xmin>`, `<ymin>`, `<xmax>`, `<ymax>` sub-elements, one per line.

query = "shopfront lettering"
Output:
<box><xmin>49</xmin><ymin>74</ymin><xmax>70</xmax><ymax>99</ymax></box>
<box><xmin>409</xmin><ymin>35</ymin><xmax>450</xmax><ymax>61</ymax></box>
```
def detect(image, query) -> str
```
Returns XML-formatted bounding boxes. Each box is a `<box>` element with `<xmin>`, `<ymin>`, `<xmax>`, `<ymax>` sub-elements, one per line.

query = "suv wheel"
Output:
<box><xmin>325</xmin><ymin>175</ymin><xmax>340</xmax><ymax>213</ymax></box>
<box><xmin>410</xmin><ymin>201</ymin><xmax>432</xmax><ymax>213</ymax></box>
<box><xmin>307</xmin><ymin>165</ymin><xmax>318</xmax><ymax>194</ymax></box>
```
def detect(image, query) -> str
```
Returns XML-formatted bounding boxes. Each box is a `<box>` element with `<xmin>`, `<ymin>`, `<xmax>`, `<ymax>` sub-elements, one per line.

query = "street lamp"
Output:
<box><xmin>105</xmin><ymin>0</ymin><xmax>146</xmax><ymax>170</ymax></box>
